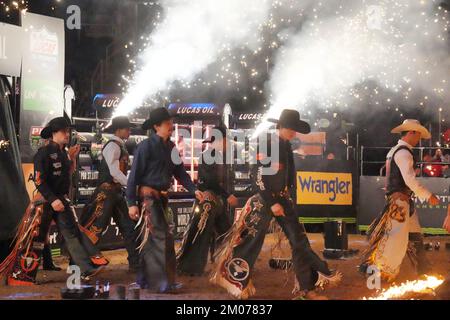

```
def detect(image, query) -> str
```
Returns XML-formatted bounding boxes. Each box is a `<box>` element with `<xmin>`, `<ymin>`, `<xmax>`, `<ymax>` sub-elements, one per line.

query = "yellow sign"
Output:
<box><xmin>297</xmin><ymin>171</ymin><xmax>352</xmax><ymax>205</ymax></box>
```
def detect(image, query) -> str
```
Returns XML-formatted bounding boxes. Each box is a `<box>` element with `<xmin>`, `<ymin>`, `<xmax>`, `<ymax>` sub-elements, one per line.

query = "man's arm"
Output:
<box><xmin>126</xmin><ymin>140</ymin><xmax>147</xmax><ymax>206</ymax></box>
<box><xmin>33</xmin><ymin>149</ymin><xmax>58</xmax><ymax>204</ymax></box>
<box><xmin>394</xmin><ymin>149</ymin><xmax>433</xmax><ymax>201</ymax></box>
<box><xmin>173</xmin><ymin>155</ymin><xmax>197</xmax><ymax>195</ymax></box>
<box><xmin>103</xmin><ymin>142</ymin><xmax>128</xmax><ymax>186</ymax></box>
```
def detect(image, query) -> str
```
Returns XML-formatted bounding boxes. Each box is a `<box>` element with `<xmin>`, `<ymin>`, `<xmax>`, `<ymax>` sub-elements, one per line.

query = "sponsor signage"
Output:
<box><xmin>235</xmin><ymin>112</ymin><xmax>265</xmax><ymax>122</ymax></box>
<box><xmin>0</xmin><ymin>22</ymin><xmax>23</xmax><ymax>77</ymax></box>
<box><xmin>358</xmin><ymin>176</ymin><xmax>449</xmax><ymax>232</ymax></box>
<box><xmin>93</xmin><ymin>94</ymin><xmax>122</xmax><ymax>111</ymax></box>
<box><xmin>168</xmin><ymin>103</ymin><xmax>223</xmax><ymax>117</ymax></box>
<box><xmin>297</xmin><ymin>171</ymin><xmax>353</xmax><ymax>205</ymax></box>
<box><xmin>19</xmin><ymin>13</ymin><xmax>65</xmax><ymax>162</ymax></box>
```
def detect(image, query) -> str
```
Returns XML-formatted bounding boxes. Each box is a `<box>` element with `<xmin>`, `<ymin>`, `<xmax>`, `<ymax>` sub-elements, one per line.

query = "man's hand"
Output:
<box><xmin>227</xmin><ymin>194</ymin><xmax>239</xmax><ymax>207</ymax></box>
<box><xmin>195</xmin><ymin>190</ymin><xmax>205</xmax><ymax>203</ymax></box>
<box><xmin>68</xmin><ymin>144</ymin><xmax>81</xmax><ymax>160</ymax></box>
<box><xmin>129</xmin><ymin>206</ymin><xmax>140</xmax><ymax>221</ymax></box>
<box><xmin>428</xmin><ymin>194</ymin><xmax>440</xmax><ymax>206</ymax></box>
<box><xmin>271</xmin><ymin>203</ymin><xmax>285</xmax><ymax>217</ymax></box>
<box><xmin>51</xmin><ymin>199</ymin><xmax>65</xmax><ymax>212</ymax></box>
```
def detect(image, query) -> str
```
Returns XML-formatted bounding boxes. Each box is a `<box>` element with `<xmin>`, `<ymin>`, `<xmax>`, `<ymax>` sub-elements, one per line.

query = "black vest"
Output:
<box><xmin>97</xmin><ymin>139</ymin><xmax>129</xmax><ymax>186</ymax></box>
<box><xmin>386</xmin><ymin>145</ymin><xmax>415</xmax><ymax>195</ymax></box>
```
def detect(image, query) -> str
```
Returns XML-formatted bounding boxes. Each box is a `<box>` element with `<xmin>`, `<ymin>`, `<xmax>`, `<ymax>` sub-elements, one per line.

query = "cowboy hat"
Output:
<box><xmin>40</xmin><ymin>117</ymin><xmax>74</xmax><ymax>139</ymax></box>
<box><xmin>391</xmin><ymin>119</ymin><xmax>431</xmax><ymax>139</ymax></box>
<box><xmin>104</xmin><ymin>116</ymin><xmax>136</xmax><ymax>133</ymax></box>
<box><xmin>268</xmin><ymin>109</ymin><xmax>311</xmax><ymax>134</ymax></box>
<box><xmin>142</xmin><ymin>107</ymin><xmax>175</xmax><ymax>131</ymax></box>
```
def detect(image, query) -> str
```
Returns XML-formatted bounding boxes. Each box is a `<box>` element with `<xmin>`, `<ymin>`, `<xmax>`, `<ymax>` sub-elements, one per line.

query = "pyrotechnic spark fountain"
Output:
<box><xmin>118</xmin><ymin>0</ymin><xmax>450</xmax><ymax>132</ymax></box>
<box><xmin>114</xmin><ymin>0</ymin><xmax>272</xmax><ymax>117</ymax></box>
<box><xmin>254</xmin><ymin>0</ymin><xmax>450</xmax><ymax>136</ymax></box>
<box><xmin>363</xmin><ymin>275</ymin><xmax>444</xmax><ymax>300</ymax></box>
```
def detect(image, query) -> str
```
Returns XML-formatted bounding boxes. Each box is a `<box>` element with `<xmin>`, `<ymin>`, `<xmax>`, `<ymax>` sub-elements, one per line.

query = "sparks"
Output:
<box><xmin>364</xmin><ymin>275</ymin><xmax>444</xmax><ymax>300</ymax></box>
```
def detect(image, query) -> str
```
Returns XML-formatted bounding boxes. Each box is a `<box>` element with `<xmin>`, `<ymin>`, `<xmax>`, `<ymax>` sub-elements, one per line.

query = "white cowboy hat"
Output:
<box><xmin>391</xmin><ymin>119</ymin><xmax>431</xmax><ymax>139</ymax></box>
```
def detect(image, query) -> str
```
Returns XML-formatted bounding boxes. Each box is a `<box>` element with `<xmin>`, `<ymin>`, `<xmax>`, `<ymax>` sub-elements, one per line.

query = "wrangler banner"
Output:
<box><xmin>297</xmin><ymin>171</ymin><xmax>353</xmax><ymax>205</ymax></box>
<box><xmin>292</xmin><ymin>159</ymin><xmax>356</xmax><ymax>220</ymax></box>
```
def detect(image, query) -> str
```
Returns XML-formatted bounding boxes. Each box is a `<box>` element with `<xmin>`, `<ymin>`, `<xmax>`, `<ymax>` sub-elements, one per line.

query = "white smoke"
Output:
<box><xmin>115</xmin><ymin>0</ymin><xmax>272</xmax><ymax>116</ymax></box>
<box><xmin>255</xmin><ymin>0</ymin><xmax>450</xmax><ymax>135</ymax></box>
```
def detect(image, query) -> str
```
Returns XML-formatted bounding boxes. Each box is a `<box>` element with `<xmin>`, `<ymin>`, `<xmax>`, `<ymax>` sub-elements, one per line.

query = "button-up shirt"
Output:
<box><xmin>33</xmin><ymin>140</ymin><xmax>72</xmax><ymax>203</ymax></box>
<box><xmin>393</xmin><ymin>139</ymin><xmax>432</xmax><ymax>201</ymax></box>
<box><xmin>126</xmin><ymin>133</ymin><xmax>197</xmax><ymax>206</ymax></box>
<box><xmin>102</xmin><ymin>135</ymin><xmax>128</xmax><ymax>186</ymax></box>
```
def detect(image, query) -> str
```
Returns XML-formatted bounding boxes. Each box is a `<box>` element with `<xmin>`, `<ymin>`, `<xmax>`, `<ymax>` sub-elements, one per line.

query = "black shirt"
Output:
<box><xmin>126</xmin><ymin>133</ymin><xmax>196</xmax><ymax>206</ymax></box>
<box><xmin>253</xmin><ymin>133</ymin><xmax>296</xmax><ymax>207</ymax></box>
<box><xmin>198</xmin><ymin>150</ymin><xmax>231</xmax><ymax>199</ymax></box>
<box><xmin>33</xmin><ymin>141</ymin><xmax>72</xmax><ymax>203</ymax></box>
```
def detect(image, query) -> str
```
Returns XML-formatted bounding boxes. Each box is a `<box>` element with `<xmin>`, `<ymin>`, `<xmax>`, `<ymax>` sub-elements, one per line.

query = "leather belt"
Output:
<box><xmin>99</xmin><ymin>182</ymin><xmax>122</xmax><ymax>191</ymax></box>
<box><xmin>139</xmin><ymin>186</ymin><xmax>168</xmax><ymax>200</ymax></box>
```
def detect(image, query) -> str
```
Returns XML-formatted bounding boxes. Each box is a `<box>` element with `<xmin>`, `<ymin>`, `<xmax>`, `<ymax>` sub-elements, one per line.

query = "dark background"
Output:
<box><xmin>0</xmin><ymin>0</ymin><xmax>449</xmax><ymax>159</ymax></box>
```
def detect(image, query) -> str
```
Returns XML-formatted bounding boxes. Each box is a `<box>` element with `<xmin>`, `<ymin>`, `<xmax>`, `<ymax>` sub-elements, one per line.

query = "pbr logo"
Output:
<box><xmin>226</xmin><ymin>258</ymin><xmax>250</xmax><ymax>282</ymax></box>
<box><xmin>30</xmin><ymin>127</ymin><xmax>45</xmax><ymax>151</ymax></box>
<box><xmin>30</xmin><ymin>27</ymin><xmax>59</xmax><ymax>57</ymax></box>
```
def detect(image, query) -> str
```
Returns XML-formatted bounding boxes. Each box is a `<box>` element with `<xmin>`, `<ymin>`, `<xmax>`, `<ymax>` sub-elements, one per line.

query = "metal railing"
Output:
<box><xmin>360</xmin><ymin>146</ymin><xmax>450</xmax><ymax>177</ymax></box>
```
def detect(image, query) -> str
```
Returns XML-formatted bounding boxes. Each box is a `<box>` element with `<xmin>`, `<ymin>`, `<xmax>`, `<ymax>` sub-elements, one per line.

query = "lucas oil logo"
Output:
<box><xmin>297</xmin><ymin>172</ymin><xmax>352</xmax><ymax>205</ymax></box>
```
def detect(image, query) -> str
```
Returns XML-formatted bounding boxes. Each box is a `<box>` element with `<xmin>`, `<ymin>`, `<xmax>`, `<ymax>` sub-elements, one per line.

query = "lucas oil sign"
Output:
<box><xmin>296</xmin><ymin>172</ymin><xmax>353</xmax><ymax>205</ymax></box>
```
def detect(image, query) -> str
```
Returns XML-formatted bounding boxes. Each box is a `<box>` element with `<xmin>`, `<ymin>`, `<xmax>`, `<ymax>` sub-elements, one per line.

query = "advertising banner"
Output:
<box><xmin>293</xmin><ymin>159</ymin><xmax>357</xmax><ymax>220</ymax></box>
<box><xmin>19</xmin><ymin>12</ymin><xmax>65</xmax><ymax>162</ymax></box>
<box><xmin>297</xmin><ymin>171</ymin><xmax>353</xmax><ymax>205</ymax></box>
<box><xmin>93</xmin><ymin>93</ymin><xmax>122</xmax><ymax>117</ymax></box>
<box><xmin>168</xmin><ymin>103</ymin><xmax>223</xmax><ymax>118</ymax></box>
<box><xmin>358</xmin><ymin>176</ymin><xmax>449</xmax><ymax>233</ymax></box>
<box><xmin>0</xmin><ymin>22</ymin><xmax>23</xmax><ymax>77</ymax></box>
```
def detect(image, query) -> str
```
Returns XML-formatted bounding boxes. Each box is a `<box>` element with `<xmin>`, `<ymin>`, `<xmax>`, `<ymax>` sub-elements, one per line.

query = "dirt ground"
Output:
<box><xmin>0</xmin><ymin>233</ymin><xmax>448</xmax><ymax>300</ymax></box>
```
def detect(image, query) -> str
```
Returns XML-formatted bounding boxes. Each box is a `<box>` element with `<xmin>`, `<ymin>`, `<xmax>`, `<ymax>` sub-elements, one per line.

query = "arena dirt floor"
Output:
<box><xmin>0</xmin><ymin>233</ymin><xmax>448</xmax><ymax>300</ymax></box>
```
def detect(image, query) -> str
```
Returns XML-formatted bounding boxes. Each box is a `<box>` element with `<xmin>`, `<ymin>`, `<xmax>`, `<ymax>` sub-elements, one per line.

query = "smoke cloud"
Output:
<box><xmin>115</xmin><ymin>0</ymin><xmax>272</xmax><ymax>117</ymax></box>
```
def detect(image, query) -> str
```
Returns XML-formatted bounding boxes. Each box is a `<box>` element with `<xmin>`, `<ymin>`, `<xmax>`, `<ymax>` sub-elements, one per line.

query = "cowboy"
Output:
<box><xmin>127</xmin><ymin>107</ymin><xmax>204</xmax><ymax>293</ymax></box>
<box><xmin>79</xmin><ymin>116</ymin><xmax>139</xmax><ymax>271</ymax></box>
<box><xmin>210</xmin><ymin>109</ymin><xmax>342</xmax><ymax>300</ymax></box>
<box><xmin>3</xmin><ymin>117</ymin><xmax>103</xmax><ymax>285</ymax></box>
<box><xmin>360</xmin><ymin>119</ymin><xmax>439</xmax><ymax>281</ymax></box>
<box><xmin>177</xmin><ymin>126</ymin><xmax>239</xmax><ymax>276</ymax></box>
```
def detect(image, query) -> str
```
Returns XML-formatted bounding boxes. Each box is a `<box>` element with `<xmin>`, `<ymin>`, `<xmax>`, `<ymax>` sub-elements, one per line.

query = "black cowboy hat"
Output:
<box><xmin>142</xmin><ymin>107</ymin><xmax>175</xmax><ymax>131</ymax></box>
<box><xmin>104</xmin><ymin>116</ymin><xmax>136</xmax><ymax>133</ymax></box>
<box><xmin>41</xmin><ymin>117</ymin><xmax>74</xmax><ymax>139</ymax></box>
<box><xmin>202</xmin><ymin>126</ymin><xmax>227</xmax><ymax>143</ymax></box>
<box><xmin>268</xmin><ymin>109</ymin><xmax>311</xmax><ymax>134</ymax></box>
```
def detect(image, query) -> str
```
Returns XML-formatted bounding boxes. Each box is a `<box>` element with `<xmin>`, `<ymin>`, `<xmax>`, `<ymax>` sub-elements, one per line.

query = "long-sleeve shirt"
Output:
<box><xmin>393</xmin><ymin>139</ymin><xmax>432</xmax><ymax>201</ymax></box>
<box><xmin>126</xmin><ymin>133</ymin><xmax>197</xmax><ymax>206</ymax></box>
<box><xmin>198</xmin><ymin>150</ymin><xmax>231</xmax><ymax>199</ymax></box>
<box><xmin>102</xmin><ymin>135</ymin><xmax>128</xmax><ymax>186</ymax></box>
<box><xmin>252</xmin><ymin>133</ymin><xmax>296</xmax><ymax>208</ymax></box>
<box><xmin>33</xmin><ymin>141</ymin><xmax>72</xmax><ymax>204</ymax></box>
